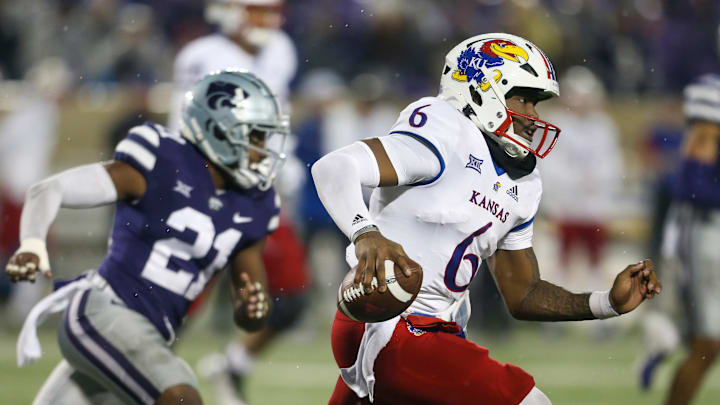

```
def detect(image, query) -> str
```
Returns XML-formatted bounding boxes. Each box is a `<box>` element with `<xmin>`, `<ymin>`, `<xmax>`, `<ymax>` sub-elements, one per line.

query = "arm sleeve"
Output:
<box><xmin>20</xmin><ymin>163</ymin><xmax>117</xmax><ymax>241</ymax></box>
<box><xmin>311</xmin><ymin>141</ymin><xmax>380</xmax><ymax>240</ymax></box>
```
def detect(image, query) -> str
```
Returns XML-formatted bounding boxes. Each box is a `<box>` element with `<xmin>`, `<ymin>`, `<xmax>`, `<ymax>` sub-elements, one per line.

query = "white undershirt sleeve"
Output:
<box><xmin>378</xmin><ymin>134</ymin><xmax>442</xmax><ymax>186</ymax></box>
<box><xmin>311</xmin><ymin>142</ymin><xmax>380</xmax><ymax>240</ymax></box>
<box><xmin>20</xmin><ymin>163</ymin><xmax>118</xmax><ymax>241</ymax></box>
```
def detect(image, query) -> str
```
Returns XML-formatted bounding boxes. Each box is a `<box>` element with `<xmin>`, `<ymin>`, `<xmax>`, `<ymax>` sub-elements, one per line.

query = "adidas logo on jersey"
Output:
<box><xmin>352</xmin><ymin>214</ymin><xmax>367</xmax><ymax>226</ymax></box>
<box><xmin>506</xmin><ymin>185</ymin><xmax>519</xmax><ymax>202</ymax></box>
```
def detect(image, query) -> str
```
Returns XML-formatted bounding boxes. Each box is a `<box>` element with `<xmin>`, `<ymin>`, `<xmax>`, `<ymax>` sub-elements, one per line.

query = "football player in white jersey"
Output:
<box><xmin>169</xmin><ymin>2</ymin><xmax>308</xmax><ymax>403</ymax></box>
<box><xmin>169</xmin><ymin>0</ymin><xmax>296</xmax><ymax>130</ymax></box>
<box><xmin>312</xmin><ymin>33</ymin><xmax>662</xmax><ymax>404</ymax></box>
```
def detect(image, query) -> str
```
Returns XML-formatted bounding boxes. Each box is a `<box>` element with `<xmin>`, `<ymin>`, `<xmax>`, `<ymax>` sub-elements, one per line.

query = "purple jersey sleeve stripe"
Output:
<box><xmin>64</xmin><ymin>290</ymin><xmax>152</xmax><ymax>404</ymax></box>
<box><xmin>388</xmin><ymin>130</ymin><xmax>446</xmax><ymax>186</ymax></box>
<box><xmin>76</xmin><ymin>290</ymin><xmax>162</xmax><ymax>400</ymax></box>
<box><xmin>114</xmin><ymin>139</ymin><xmax>157</xmax><ymax>174</ymax></box>
<box><xmin>510</xmin><ymin>217</ymin><xmax>534</xmax><ymax>232</ymax></box>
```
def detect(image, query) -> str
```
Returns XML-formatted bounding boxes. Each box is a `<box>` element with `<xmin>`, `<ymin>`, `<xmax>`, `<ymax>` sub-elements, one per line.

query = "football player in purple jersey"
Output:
<box><xmin>5</xmin><ymin>69</ymin><xmax>288</xmax><ymax>405</ymax></box>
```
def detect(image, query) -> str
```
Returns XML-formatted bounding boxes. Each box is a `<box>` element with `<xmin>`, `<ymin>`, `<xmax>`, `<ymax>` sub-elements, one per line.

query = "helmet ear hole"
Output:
<box><xmin>213</xmin><ymin>125</ymin><xmax>225</xmax><ymax>141</ymax></box>
<box><xmin>469</xmin><ymin>85</ymin><xmax>482</xmax><ymax>107</ymax></box>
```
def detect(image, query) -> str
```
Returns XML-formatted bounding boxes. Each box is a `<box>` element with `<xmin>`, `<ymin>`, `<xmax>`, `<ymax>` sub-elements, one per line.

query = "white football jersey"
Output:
<box><xmin>347</xmin><ymin>97</ymin><xmax>542</xmax><ymax>325</ymax></box>
<box><xmin>168</xmin><ymin>32</ymin><xmax>297</xmax><ymax>131</ymax></box>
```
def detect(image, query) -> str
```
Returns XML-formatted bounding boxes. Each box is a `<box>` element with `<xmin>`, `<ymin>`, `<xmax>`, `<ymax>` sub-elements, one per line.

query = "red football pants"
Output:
<box><xmin>329</xmin><ymin>311</ymin><xmax>535</xmax><ymax>405</ymax></box>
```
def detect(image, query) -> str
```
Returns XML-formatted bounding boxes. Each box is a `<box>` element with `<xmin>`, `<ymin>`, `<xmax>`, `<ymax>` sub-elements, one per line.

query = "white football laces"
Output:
<box><xmin>343</xmin><ymin>278</ymin><xmax>378</xmax><ymax>303</ymax></box>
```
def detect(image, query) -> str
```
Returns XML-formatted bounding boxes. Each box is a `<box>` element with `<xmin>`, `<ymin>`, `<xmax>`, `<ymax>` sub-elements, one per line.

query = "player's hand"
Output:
<box><xmin>238</xmin><ymin>272</ymin><xmax>270</xmax><ymax>322</ymax></box>
<box><xmin>5</xmin><ymin>239</ymin><xmax>52</xmax><ymax>283</ymax></box>
<box><xmin>354</xmin><ymin>231</ymin><xmax>421</xmax><ymax>295</ymax></box>
<box><xmin>609</xmin><ymin>259</ymin><xmax>662</xmax><ymax>314</ymax></box>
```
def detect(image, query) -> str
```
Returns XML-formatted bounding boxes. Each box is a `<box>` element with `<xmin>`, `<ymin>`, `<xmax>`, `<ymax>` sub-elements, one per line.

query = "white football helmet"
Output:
<box><xmin>439</xmin><ymin>33</ymin><xmax>561</xmax><ymax>158</ymax></box>
<box><xmin>205</xmin><ymin>0</ymin><xmax>284</xmax><ymax>48</ymax></box>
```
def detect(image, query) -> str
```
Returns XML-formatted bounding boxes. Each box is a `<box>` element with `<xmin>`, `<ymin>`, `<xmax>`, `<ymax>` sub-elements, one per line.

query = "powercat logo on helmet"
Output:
<box><xmin>206</xmin><ymin>81</ymin><xmax>250</xmax><ymax>110</ymax></box>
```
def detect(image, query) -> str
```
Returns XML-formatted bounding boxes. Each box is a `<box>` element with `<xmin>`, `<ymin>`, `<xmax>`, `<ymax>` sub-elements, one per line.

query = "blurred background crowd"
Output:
<box><xmin>0</xmin><ymin>0</ymin><xmax>719</xmax><ymax>402</ymax></box>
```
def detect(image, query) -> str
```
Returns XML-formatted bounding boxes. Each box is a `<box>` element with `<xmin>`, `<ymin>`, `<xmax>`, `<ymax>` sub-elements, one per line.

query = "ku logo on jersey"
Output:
<box><xmin>208</xmin><ymin>196</ymin><xmax>223</xmax><ymax>211</ymax></box>
<box><xmin>465</xmin><ymin>154</ymin><xmax>484</xmax><ymax>174</ymax></box>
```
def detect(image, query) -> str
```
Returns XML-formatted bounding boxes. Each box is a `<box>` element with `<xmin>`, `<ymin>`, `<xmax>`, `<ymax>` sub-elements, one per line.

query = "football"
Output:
<box><xmin>337</xmin><ymin>260</ymin><xmax>423</xmax><ymax>323</ymax></box>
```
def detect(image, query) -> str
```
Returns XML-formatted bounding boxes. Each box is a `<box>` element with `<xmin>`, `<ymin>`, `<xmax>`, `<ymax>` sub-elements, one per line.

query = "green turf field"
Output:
<box><xmin>2</xmin><ymin>319</ymin><xmax>718</xmax><ymax>404</ymax></box>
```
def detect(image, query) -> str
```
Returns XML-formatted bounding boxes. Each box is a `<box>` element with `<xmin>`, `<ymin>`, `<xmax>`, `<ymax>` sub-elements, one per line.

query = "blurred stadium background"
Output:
<box><xmin>0</xmin><ymin>0</ymin><xmax>719</xmax><ymax>404</ymax></box>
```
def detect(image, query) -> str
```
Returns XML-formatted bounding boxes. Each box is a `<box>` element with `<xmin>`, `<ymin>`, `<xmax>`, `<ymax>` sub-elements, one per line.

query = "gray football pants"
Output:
<box><xmin>33</xmin><ymin>285</ymin><xmax>197</xmax><ymax>405</ymax></box>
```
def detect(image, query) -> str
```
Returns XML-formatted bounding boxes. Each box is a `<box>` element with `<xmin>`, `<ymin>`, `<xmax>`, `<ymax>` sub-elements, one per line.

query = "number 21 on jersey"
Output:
<box><xmin>141</xmin><ymin>207</ymin><xmax>241</xmax><ymax>300</ymax></box>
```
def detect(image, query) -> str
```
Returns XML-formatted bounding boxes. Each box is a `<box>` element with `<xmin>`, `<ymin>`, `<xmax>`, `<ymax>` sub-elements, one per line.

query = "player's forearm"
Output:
<box><xmin>512</xmin><ymin>280</ymin><xmax>594</xmax><ymax>322</ymax></box>
<box><xmin>311</xmin><ymin>142</ymin><xmax>380</xmax><ymax>240</ymax></box>
<box><xmin>20</xmin><ymin>164</ymin><xmax>117</xmax><ymax>241</ymax></box>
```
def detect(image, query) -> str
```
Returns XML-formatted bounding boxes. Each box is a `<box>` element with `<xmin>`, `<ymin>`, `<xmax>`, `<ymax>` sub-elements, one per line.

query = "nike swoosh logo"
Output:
<box><xmin>233</xmin><ymin>214</ymin><xmax>253</xmax><ymax>224</ymax></box>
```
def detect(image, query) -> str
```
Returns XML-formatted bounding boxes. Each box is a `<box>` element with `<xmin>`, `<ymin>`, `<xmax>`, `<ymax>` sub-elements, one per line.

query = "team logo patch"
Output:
<box><xmin>493</xmin><ymin>181</ymin><xmax>501</xmax><ymax>192</ymax></box>
<box><xmin>406</xmin><ymin>320</ymin><xmax>426</xmax><ymax>336</ymax></box>
<box><xmin>208</xmin><ymin>196</ymin><xmax>223</xmax><ymax>211</ymax></box>
<box><xmin>506</xmin><ymin>185</ymin><xmax>519</xmax><ymax>202</ymax></box>
<box><xmin>465</xmin><ymin>154</ymin><xmax>484</xmax><ymax>174</ymax></box>
<box><xmin>173</xmin><ymin>180</ymin><xmax>193</xmax><ymax>198</ymax></box>
<box><xmin>207</xmin><ymin>81</ymin><xmax>249</xmax><ymax>110</ymax></box>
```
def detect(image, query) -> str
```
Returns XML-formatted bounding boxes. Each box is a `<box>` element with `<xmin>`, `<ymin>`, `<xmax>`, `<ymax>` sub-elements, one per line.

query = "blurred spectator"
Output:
<box><xmin>539</xmin><ymin>66</ymin><xmax>623</xmax><ymax>288</ymax></box>
<box><xmin>641</xmin><ymin>100</ymin><xmax>685</xmax><ymax>266</ymax></box>
<box><xmin>0</xmin><ymin>1</ymin><xmax>22</xmax><ymax>79</ymax></box>
<box><xmin>0</xmin><ymin>58</ymin><xmax>71</xmax><ymax>316</ymax></box>
<box><xmin>293</xmin><ymin>69</ymin><xmax>399</xmax><ymax>323</ymax></box>
<box><xmin>84</xmin><ymin>3</ymin><xmax>173</xmax><ymax>83</ymax></box>
<box><xmin>294</xmin><ymin>69</ymin><xmax>349</xmax><ymax>237</ymax></box>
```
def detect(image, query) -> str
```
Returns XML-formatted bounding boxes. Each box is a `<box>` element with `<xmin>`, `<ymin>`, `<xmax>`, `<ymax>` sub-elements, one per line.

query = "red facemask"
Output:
<box><xmin>493</xmin><ymin>109</ymin><xmax>561</xmax><ymax>158</ymax></box>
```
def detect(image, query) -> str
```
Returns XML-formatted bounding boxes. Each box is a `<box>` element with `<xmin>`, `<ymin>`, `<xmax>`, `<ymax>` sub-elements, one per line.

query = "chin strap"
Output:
<box><xmin>484</xmin><ymin>135</ymin><xmax>536</xmax><ymax>180</ymax></box>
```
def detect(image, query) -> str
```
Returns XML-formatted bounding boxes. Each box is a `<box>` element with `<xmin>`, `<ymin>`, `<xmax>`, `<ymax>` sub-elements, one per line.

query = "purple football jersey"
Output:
<box><xmin>98</xmin><ymin>123</ymin><xmax>279</xmax><ymax>340</ymax></box>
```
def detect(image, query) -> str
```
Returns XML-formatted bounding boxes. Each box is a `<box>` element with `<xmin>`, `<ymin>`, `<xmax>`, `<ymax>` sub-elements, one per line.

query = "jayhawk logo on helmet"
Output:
<box><xmin>452</xmin><ymin>39</ymin><xmax>530</xmax><ymax>92</ymax></box>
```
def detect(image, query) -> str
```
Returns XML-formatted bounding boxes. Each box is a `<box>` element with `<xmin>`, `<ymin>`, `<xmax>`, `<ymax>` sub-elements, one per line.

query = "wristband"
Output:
<box><xmin>351</xmin><ymin>224</ymin><xmax>380</xmax><ymax>243</ymax></box>
<box><xmin>17</xmin><ymin>238</ymin><xmax>51</xmax><ymax>274</ymax></box>
<box><xmin>589</xmin><ymin>290</ymin><xmax>619</xmax><ymax>319</ymax></box>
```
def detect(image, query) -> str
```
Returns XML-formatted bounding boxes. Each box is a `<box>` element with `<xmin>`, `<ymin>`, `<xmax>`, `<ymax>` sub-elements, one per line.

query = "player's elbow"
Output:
<box><xmin>507</xmin><ymin>306</ymin><xmax>533</xmax><ymax>321</ymax></box>
<box><xmin>310</xmin><ymin>154</ymin><xmax>336</xmax><ymax>188</ymax></box>
<box><xmin>25</xmin><ymin>177</ymin><xmax>61</xmax><ymax>202</ymax></box>
<box><xmin>504</xmin><ymin>298</ymin><xmax>532</xmax><ymax>320</ymax></box>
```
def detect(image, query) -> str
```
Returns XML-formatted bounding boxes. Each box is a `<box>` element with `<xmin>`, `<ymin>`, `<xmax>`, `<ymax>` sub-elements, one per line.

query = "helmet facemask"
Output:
<box><xmin>439</xmin><ymin>33</ymin><xmax>561</xmax><ymax>159</ymax></box>
<box><xmin>491</xmin><ymin>87</ymin><xmax>561</xmax><ymax>159</ymax></box>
